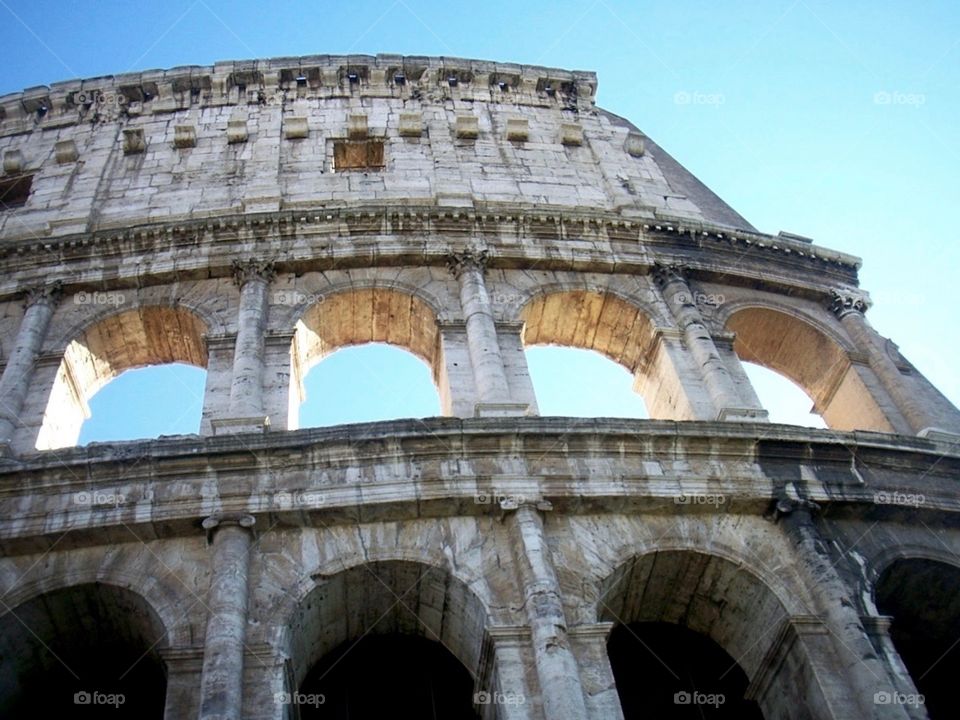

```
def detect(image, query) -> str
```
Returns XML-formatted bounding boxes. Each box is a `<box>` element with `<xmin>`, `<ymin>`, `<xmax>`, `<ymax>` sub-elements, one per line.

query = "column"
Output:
<box><xmin>0</xmin><ymin>282</ymin><xmax>61</xmax><ymax>454</ymax></box>
<box><xmin>481</xmin><ymin>626</ymin><xmax>537</xmax><ymax>720</ymax></box>
<box><xmin>506</xmin><ymin>503</ymin><xmax>588</xmax><ymax>720</ymax></box>
<box><xmin>830</xmin><ymin>290</ymin><xmax>958</xmax><ymax>435</ymax></box>
<box><xmin>772</xmin><ymin>500</ymin><xmax>912</xmax><ymax>719</ymax></box>
<box><xmin>214</xmin><ymin>261</ymin><xmax>273</xmax><ymax>434</ymax></box>
<box><xmin>449</xmin><ymin>250</ymin><xmax>527</xmax><ymax>417</ymax></box>
<box><xmin>198</xmin><ymin>514</ymin><xmax>255</xmax><ymax>720</ymax></box>
<box><xmin>652</xmin><ymin>264</ymin><xmax>765</xmax><ymax>421</ymax></box>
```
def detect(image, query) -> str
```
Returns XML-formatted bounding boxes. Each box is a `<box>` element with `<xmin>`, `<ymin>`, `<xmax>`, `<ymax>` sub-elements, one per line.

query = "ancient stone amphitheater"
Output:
<box><xmin>0</xmin><ymin>54</ymin><xmax>958</xmax><ymax>720</ymax></box>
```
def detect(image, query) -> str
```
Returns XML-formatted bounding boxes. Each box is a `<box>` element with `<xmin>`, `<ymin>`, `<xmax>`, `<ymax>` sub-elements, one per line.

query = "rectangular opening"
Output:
<box><xmin>0</xmin><ymin>174</ymin><xmax>32</xmax><ymax>209</ymax></box>
<box><xmin>333</xmin><ymin>140</ymin><xmax>385</xmax><ymax>171</ymax></box>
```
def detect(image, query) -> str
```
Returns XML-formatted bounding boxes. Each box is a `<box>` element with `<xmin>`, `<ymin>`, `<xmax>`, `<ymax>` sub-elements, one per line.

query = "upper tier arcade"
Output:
<box><xmin>0</xmin><ymin>55</ymin><xmax>958</xmax><ymax>456</ymax></box>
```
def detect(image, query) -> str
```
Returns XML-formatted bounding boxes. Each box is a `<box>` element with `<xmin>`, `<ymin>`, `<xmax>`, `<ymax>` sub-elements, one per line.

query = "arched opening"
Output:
<box><xmin>299</xmin><ymin>635</ymin><xmax>474</xmax><ymax>718</ymax></box>
<box><xmin>290</xmin><ymin>289</ymin><xmax>444</xmax><ymax>429</ymax></box>
<box><xmin>608</xmin><ymin>622</ymin><xmax>761</xmax><ymax>718</ymax></box>
<box><xmin>600</xmin><ymin>551</ymin><xmax>793</xmax><ymax>719</ymax></box>
<box><xmin>742</xmin><ymin>362</ymin><xmax>826</xmax><ymax>428</ymax></box>
<box><xmin>77</xmin><ymin>363</ymin><xmax>206</xmax><ymax>443</ymax></box>
<box><xmin>521</xmin><ymin>290</ymin><xmax>668</xmax><ymax>416</ymax></box>
<box><xmin>875</xmin><ymin>558</ymin><xmax>960</xmax><ymax>719</ymax></box>
<box><xmin>726</xmin><ymin>307</ymin><xmax>890</xmax><ymax>432</ymax></box>
<box><xmin>285</xmin><ymin>561</ymin><xmax>487</xmax><ymax>719</ymax></box>
<box><xmin>0</xmin><ymin>583</ymin><xmax>167</xmax><ymax>718</ymax></box>
<box><xmin>36</xmin><ymin>306</ymin><xmax>208</xmax><ymax>449</ymax></box>
<box><xmin>298</xmin><ymin>344</ymin><xmax>440</xmax><ymax>428</ymax></box>
<box><xmin>525</xmin><ymin>346</ymin><xmax>648</xmax><ymax>417</ymax></box>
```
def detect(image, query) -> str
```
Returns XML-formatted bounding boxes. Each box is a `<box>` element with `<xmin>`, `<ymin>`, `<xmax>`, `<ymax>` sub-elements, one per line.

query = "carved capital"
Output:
<box><xmin>447</xmin><ymin>249</ymin><xmax>488</xmax><ymax>279</ymax></box>
<box><xmin>202</xmin><ymin>513</ymin><xmax>256</xmax><ymax>543</ymax></box>
<box><xmin>829</xmin><ymin>288</ymin><xmax>871</xmax><ymax>318</ymax></box>
<box><xmin>231</xmin><ymin>259</ymin><xmax>276</xmax><ymax>288</ymax></box>
<box><xmin>651</xmin><ymin>262</ymin><xmax>688</xmax><ymax>288</ymax></box>
<box><xmin>22</xmin><ymin>281</ymin><xmax>62</xmax><ymax>310</ymax></box>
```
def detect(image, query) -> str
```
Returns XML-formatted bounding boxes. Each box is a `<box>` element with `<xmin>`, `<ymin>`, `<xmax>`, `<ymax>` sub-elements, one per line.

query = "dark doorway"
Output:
<box><xmin>0</xmin><ymin>583</ymin><xmax>167</xmax><ymax>719</ymax></box>
<box><xmin>876</xmin><ymin>558</ymin><xmax>960</xmax><ymax>719</ymax></box>
<box><xmin>608</xmin><ymin>622</ymin><xmax>763</xmax><ymax>719</ymax></box>
<box><xmin>297</xmin><ymin>633</ymin><xmax>477</xmax><ymax>719</ymax></box>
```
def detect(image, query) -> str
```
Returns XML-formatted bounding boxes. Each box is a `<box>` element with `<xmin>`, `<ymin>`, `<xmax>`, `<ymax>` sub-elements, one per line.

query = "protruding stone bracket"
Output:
<box><xmin>202</xmin><ymin>513</ymin><xmax>255</xmax><ymax>545</ymax></box>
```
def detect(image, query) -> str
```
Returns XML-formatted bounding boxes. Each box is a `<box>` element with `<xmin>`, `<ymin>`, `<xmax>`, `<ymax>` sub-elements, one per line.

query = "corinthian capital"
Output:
<box><xmin>651</xmin><ymin>262</ymin><xmax>689</xmax><ymax>288</ymax></box>
<box><xmin>231</xmin><ymin>259</ymin><xmax>276</xmax><ymax>288</ymax></box>
<box><xmin>829</xmin><ymin>288</ymin><xmax>871</xmax><ymax>318</ymax></box>
<box><xmin>22</xmin><ymin>281</ymin><xmax>63</xmax><ymax>309</ymax></box>
<box><xmin>447</xmin><ymin>249</ymin><xmax>488</xmax><ymax>279</ymax></box>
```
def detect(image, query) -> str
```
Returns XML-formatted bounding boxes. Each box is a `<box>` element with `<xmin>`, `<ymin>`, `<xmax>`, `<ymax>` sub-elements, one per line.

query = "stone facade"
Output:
<box><xmin>0</xmin><ymin>54</ymin><xmax>959</xmax><ymax>719</ymax></box>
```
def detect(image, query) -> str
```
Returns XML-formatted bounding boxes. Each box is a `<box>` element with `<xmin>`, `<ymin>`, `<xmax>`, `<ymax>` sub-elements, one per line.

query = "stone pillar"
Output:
<box><xmin>653</xmin><ymin>264</ymin><xmax>764</xmax><ymax>421</ymax></box>
<box><xmin>198</xmin><ymin>514</ymin><xmax>255</xmax><ymax>720</ymax></box>
<box><xmin>482</xmin><ymin>626</ymin><xmax>537</xmax><ymax>720</ymax></box>
<box><xmin>160</xmin><ymin>647</ymin><xmax>204</xmax><ymax>720</ymax></box>
<box><xmin>567</xmin><ymin>623</ymin><xmax>624</xmax><ymax>720</ymax></box>
<box><xmin>830</xmin><ymin>290</ymin><xmax>955</xmax><ymax>435</ymax></box>
<box><xmin>0</xmin><ymin>283</ymin><xmax>61</xmax><ymax>454</ymax></box>
<box><xmin>449</xmin><ymin>251</ymin><xmax>527</xmax><ymax>417</ymax></box>
<box><xmin>772</xmin><ymin>500</ymin><xmax>912</xmax><ymax>719</ymax></box>
<box><xmin>506</xmin><ymin>503</ymin><xmax>588</xmax><ymax>720</ymax></box>
<box><xmin>861</xmin><ymin>616</ymin><xmax>928</xmax><ymax>720</ymax></box>
<box><xmin>214</xmin><ymin>261</ymin><xmax>274</xmax><ymax>434</ymax></box>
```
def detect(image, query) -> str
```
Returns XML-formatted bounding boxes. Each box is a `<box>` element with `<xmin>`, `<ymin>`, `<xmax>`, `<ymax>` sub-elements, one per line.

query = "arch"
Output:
<box><xmin>521</xmin><ymin>289</ymin><xmax>658</xmax><ymax>373</ymax></box>
<box><xmin>597</xmin><ymin>550</ymin><xmax>791</xmax><ymax>680</ymax></box>
<box><xmin>284</xmin><ymin>560</ymin><xmax>490</xmax><ymax>694</ymax></box>
<box><xmin>0</xmin><ymin>582</ymin><xmax>169</xmax><ymax>717</ymax></box>
<box><xmin>874</xmin><ymin>558</ymin><xmax>960</xmax><ymax>719</ymax></box>
<box><xmin>36</xmin><ymin>305</ymin><xmax>208</xmax><ymax>449</ymax></box>
<box><xmin>0</xmin><ymin>555</ymin><xmax>200</xmax><ymax>649</ymax></box>
<box><xmin>289</xmin><ymin>287</ymin><xmax>443</xmax><ymax>427</ymax></box>
<box><xmin>725</xmin><ymin>305</ymin><xmax>891</xmax><ymax>431</ymax></box>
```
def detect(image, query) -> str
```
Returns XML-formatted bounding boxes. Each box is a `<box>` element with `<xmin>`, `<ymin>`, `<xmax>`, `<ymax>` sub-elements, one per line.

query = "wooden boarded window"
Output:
<box><xmin>333</xmin><ymin>140</ymin><xmax>384</xmax><ymax>171</ymax></box>
<box><xmin>0</xmin><ymin>174</ymin><xmax>32</xmax><ymax>209</ymax></box>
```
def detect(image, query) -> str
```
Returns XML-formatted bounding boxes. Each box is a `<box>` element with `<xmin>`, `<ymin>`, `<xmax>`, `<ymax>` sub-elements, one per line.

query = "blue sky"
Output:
<box><xmin>1</xmin><ymin>1</ymin><xmax>955</xmax><ymax>441</ymax></box>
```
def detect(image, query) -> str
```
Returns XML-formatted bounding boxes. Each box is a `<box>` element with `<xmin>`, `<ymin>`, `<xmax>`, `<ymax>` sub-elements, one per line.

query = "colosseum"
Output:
<box><xmin>0</xmin><ymin>53</ymin><xmax>958</xmax><ymax>719</ymax></box>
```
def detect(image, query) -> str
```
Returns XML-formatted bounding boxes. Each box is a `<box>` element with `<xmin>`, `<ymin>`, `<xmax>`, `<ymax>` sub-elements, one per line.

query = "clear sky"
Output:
<box><xmin>2</xmin><ymin>1</ymin><xmax>955</xmax><ymax>441</ymax></box>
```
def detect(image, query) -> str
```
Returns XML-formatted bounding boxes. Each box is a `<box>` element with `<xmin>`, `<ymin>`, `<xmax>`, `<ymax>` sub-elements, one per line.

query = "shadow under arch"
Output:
<box><xmin>36</xmin><ymin>305</ymin><xmax>208</xmax><ymax>449</ymax></box>
<box><xmin>283</xmin><ymin>560</ymin><xmax>489</xmax><ymax>718</ymax></box>
<box><xmin>289</xmin><ymin>287</ymin><xmax>444</xmax><ymax>428</ymax></box>
<box><xmin>725</xmin><ymin>305</ymin><xmax>891</xmax><ymax>432</ymax></box>
<box><xmin>874</xmin><ymin>557</ymin><xmax>960</xmax><ymax>719</ymax></box>
<box><xmin>597</xmin><ymin>549</ymin><xmax>813</xmax><ymax>719</ymax></box>
<box><xmin>0</xmin><ymin>582</ymin><xmax>169</xmax><ymax>718</ymax></box>
<box><xmin>520</xmin><ymin>289</ymin><xmax>686</xmax><ymax>417</ymax></box>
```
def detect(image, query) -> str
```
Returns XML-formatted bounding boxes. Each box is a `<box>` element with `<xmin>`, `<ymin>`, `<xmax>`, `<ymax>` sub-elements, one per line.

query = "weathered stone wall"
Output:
<box><xmin>1</xmin><ymin>54</ymin><xmax>959</xmax><ymax>720</ymax></box>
